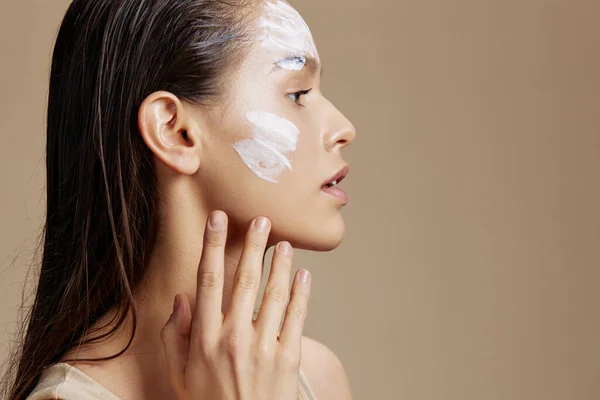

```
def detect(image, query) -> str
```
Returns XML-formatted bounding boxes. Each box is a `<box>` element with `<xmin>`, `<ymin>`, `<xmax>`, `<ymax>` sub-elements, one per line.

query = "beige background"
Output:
<box><xmin>1</xmin><ymin>0</ymin><xmax>599</xmax><ymax>399</ymax></box>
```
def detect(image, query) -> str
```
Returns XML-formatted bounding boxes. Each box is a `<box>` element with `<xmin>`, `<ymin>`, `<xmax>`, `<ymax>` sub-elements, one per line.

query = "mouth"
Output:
<box><xmin>321</xmin><ymin>165</ymin><xmax>350</xmax><ymax>204</ymax></box>
<box><xmin>321</xmin><ymin>165</ymin><xmax>350</xmax><ymax>189</ymax></box>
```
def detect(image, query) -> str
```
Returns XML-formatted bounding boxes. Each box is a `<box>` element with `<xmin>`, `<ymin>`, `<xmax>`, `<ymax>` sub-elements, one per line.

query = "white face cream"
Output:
<box><xmin>257</xmin><ymin>0</ymin><xmax>320</xmax><ymax>70</ymax></box>
<box><xmin>233</xmin><ymin>111</ymin><xmax>300</xmax><ymax>183</ymax></box>
<box><xmin>233</xmin><ymin>1</ymin><xmax>319</xmax><ymax>183</ymax></box>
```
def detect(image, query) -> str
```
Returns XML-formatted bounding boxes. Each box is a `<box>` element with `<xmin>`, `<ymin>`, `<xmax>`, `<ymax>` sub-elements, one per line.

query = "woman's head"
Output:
<box><xmin>140</xmin><ymin>0</ymin><xmax>356</xmax><ymax>251</ymax></box>
<box><xmin>2</xmin><ymin>0</ymin><xmax>354</xmax><ymax>398</ymax></box>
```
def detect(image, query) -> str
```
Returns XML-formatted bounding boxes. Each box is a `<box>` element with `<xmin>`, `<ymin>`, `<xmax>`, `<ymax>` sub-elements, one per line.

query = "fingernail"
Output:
<box><xmin>278</xmin><ymin>241</ymin><xmax>293</xmax><ymax>256</ymax></box>
<box><xmin>299</xmin><ymin>270</ymin><xmax>310</xmax><ymax>284</ymax></box>
<box><xmin>209</xmin><ymin>211</ymin><xmax>226</xmax><ymax>231</ymax></box>
<box><xmin>254</xmin><ymin>216</ymin><xmax>270</xmax><ymax>233</ymax></box>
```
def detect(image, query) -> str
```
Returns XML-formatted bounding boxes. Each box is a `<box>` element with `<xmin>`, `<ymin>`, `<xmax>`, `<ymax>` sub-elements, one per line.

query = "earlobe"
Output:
<box><xmin>138</xmin><ymin>91</ymin><xmax>202</xmax><ymax>175</ymax></box>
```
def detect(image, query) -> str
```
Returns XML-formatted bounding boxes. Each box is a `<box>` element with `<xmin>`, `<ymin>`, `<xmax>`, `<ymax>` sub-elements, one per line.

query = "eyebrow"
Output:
<box><xmin>270</xmin><ymin>55</ymin><xmax>323</xmax><ymax>77</ymax></box>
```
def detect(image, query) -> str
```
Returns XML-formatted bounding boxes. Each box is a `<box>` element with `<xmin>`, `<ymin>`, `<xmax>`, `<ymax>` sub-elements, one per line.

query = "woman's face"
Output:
<box><xmin>196</xmin><ymin>0</ymin><xmax>356</xmax><ymax>251</ymax></box>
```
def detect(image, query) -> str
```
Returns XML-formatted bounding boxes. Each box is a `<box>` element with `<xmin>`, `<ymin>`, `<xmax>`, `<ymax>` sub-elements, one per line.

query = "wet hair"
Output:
<box><xmin>0</xmin><ymin>0</ymin><xmax>264</xmax><ymax>398</ymax></box>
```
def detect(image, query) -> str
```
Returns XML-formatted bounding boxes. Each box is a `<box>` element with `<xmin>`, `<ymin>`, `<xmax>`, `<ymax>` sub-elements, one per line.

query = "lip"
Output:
<box><xmin>321</xmin><ymin>165</ymin><xmax>350</xmax><ymax>188</ymax></box>
<box><xmin>321</xmin><ymin>186</ymin><xmax>348</xmax><ymax>204</ymax></box>
<box><xmin>320</xmin><ymin>164</ymin><xmax>350</xmax><ymax>205</ymax></box>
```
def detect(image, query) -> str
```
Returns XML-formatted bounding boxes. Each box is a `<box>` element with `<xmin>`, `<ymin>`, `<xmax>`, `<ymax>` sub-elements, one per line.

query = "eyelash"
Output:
<box><xmin>287</xmin><ymin>88</ymin><xmax>312</xmax><ymax>108</ymax></box>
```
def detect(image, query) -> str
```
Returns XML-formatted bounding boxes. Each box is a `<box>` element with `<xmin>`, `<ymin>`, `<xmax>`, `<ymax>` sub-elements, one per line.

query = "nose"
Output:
<box><xmin>322</xmin><ymin>102</ymin><xmax>357</xmax><ymax>152</ymax></box>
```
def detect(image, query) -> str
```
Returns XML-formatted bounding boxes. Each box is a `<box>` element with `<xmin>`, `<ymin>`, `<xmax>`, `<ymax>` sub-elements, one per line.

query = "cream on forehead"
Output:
<box><xmin>257</xmin><ymin>0</ymin><xmax>319</xmax><ymax>70</ymax></box>
<box><xmin>277</xmin><ymin>55</ymin><xmax>307</xmax><ymax>71</ymax></box>
<box><xmin>233</xmin><ymin>111</ymin><xmax>299</xmax><ymax>183</ymax></box>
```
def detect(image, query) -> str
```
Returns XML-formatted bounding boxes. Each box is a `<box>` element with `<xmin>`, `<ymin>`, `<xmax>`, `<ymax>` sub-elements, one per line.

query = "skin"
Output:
<box><xmin>61</xmin><ymin>0</ymin><xmax>356</xmax><ymax>398</ymax></box>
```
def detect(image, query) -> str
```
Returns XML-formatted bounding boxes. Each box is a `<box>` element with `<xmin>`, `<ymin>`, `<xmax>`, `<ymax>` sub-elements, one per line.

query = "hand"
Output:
<box><xmin>160</xmin><ymin>210</ymin><xmax>312</xmax><ymax>400</ymax></box>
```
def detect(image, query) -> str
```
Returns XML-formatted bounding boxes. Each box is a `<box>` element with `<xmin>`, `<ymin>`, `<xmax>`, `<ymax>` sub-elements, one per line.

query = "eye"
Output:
<box><xmin>287</xmin><ymin>88</ymin><xmax>312</xmax><ymax>108</ymax></box>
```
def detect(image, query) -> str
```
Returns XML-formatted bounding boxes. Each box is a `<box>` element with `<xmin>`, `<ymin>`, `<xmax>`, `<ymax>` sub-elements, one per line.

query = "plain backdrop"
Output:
<box><xmin>1</xmin><ymin>1</ymin><xmax>599</xmax><ymax>399</ymax></box>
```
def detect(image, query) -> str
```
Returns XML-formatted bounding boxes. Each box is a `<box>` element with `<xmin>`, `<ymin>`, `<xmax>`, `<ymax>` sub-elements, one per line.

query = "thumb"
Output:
<box><xmin>160</xmin><ymin>294</ymin><xmax>192</xmax><ymax>393</ymax></box>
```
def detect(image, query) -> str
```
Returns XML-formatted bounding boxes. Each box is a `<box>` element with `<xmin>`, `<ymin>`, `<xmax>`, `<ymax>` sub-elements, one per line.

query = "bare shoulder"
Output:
<box><xmin>300</xmin><ymin>335</ymin><xmax>353</xmax><ymax>399</ymax></box>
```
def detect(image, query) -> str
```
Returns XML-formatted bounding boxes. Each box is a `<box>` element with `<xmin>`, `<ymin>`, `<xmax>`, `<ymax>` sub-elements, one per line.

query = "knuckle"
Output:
<box><xmin>198</xmin><ymin>271</ymin><xmax>222</xmax><ymax>289</ymax></box>
<box><xmin>235</xmin><ymin>272</ymin><xmax>259</xmax><ymax>290</ymax></box>
<box><xmin>222</xmin><ymin>330</ymin><xmax>244</xmax><ymax>356</ymax></box>
<box><xmin>278</xmin><ymin>348</ymin><xmax>300</xmax><ymax>369</ymax></box>
<box><xmin>246</xmin><ymin>238</ymin><xmax>265</xmax><ymax>252</ymax></box>
<box><xmin>255</xmin><ymin>340</ymin><xmax>276</xmax><ymax>360</ymax></box>
<box><xmin>286</xmin><ymin>305</ymin><xmax>307</xmax><ymax>319</ymax></box>
<box><xmin>204</xmin><ymin>231</ymin><xmax>225</xmax><ymax>248</ymax></box>
<box><xmin>264</xmin><ymin>286</ymin><xmax>288</xmax><ymax>305</ymax></box>
<box><xmin>191</xmin><ymin>335</ymin><xmax>217</xmax><ymax>356</ymax></box>
<box><xmin>291</xmin><ymin>289</ymin><xmax>310</xmax><ymax>302</ymax></box>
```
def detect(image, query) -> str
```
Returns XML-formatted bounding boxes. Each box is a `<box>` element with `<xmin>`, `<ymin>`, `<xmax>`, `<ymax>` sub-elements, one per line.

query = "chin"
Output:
<box><xmin>285</xmin><ymin>213</ymin><xmax>346</xmax><ymax>252</ymax></box>
<box><xmin>307</xmin><ymin>235</ymin><xmax>344</xmax><ymax>252</ymax></box>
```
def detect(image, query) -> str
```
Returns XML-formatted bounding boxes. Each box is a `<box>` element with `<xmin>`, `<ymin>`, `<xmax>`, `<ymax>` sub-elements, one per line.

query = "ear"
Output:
<box><xmin>138</xmin><ymin>91</ymin><xmax>202</xmax><ymax>175</ymax></box>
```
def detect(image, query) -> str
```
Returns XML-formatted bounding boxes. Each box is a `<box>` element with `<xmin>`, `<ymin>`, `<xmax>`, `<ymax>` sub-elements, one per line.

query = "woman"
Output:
<box><xmin>1</xmin><ymin>0</ymin><xmax>356</xmax><ymax>398</ymax></box>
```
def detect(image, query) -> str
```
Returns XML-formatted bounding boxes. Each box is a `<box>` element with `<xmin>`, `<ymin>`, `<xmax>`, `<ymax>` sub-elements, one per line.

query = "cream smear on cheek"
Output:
<box><xmin>233</xmin><ymin>111</ymin><xmax>299</xmax><ymax>183</ymax></box>
<box><xmin>233</xmin><ymin>0</ymin><xmax>319</xmax><ymax>182</ymax></box>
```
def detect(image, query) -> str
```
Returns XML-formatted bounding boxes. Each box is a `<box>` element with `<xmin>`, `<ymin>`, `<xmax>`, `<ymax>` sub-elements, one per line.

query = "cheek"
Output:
<box><xmin>233</xmin><ymin>111</ymin><xmax>300</xmax><ymax>183</ymax></box>
<box><xmin>289</xmin><ymin>120</ymin><xmax>321</xmax><ymax>165</ymax></box>
<box><xmin>276</xmin><ymin>124</ymin><xmax>324</xmax><ymax>197</ymax></box>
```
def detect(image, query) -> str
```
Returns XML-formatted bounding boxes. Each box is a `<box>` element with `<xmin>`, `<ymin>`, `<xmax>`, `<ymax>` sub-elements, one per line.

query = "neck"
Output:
<box><xmin>74</xmin><ymin>175</ymin><xmax>268</xmax><ymax>367</ymax></box>
<box><xmin>137</xmin><ymin>208</ymin><xmax>266</xmax><ymax>320</ymax></box>
<box><xmin>136</xmin><ymin>175</ymin><xmax>268</xmax><ymax>327</ymax></box>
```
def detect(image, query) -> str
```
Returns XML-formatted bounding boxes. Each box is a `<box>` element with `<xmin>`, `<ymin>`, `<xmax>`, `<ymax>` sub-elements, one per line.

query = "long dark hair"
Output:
<box><xmin>1</xmin><ymin>0</ymin><xmax>258</xmax><ymax>398</ymax></box>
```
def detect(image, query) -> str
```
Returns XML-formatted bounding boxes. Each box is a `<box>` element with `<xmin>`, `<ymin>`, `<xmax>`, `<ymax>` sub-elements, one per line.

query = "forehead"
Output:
<box><xmin>254</xmin><ymin>0</ymin><xmax>320</xmax><ymax>65</ymax></box>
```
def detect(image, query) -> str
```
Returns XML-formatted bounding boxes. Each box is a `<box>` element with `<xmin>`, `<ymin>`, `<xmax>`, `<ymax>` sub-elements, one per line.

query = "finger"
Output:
<box><xmin>176</xmin><ymin>293</ymin><xmax>192</xmax><ymax>337</ymax></box>
<box><xmin>160</xmin><ymin>294</ymin><xmax>189</xmax><ymax>395</ymax></box>
<box><xmin>225</xmin><ymin>216</ymin><xmax>271</xmax><ymax>325</ymax></box>
<box><xmin>278</xmin><ymin>269</ymin><xmax>311</xmax><ymax>348</ymax></box>
<box><xmin>191</xmin><ymin>210</ymin><xmax>227</xmax><ymax>341</ymax></box>
<box><xmin>254</xmin><ymin>241</ymin><xmax>293</xmax><ymax>337</ymax></box>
